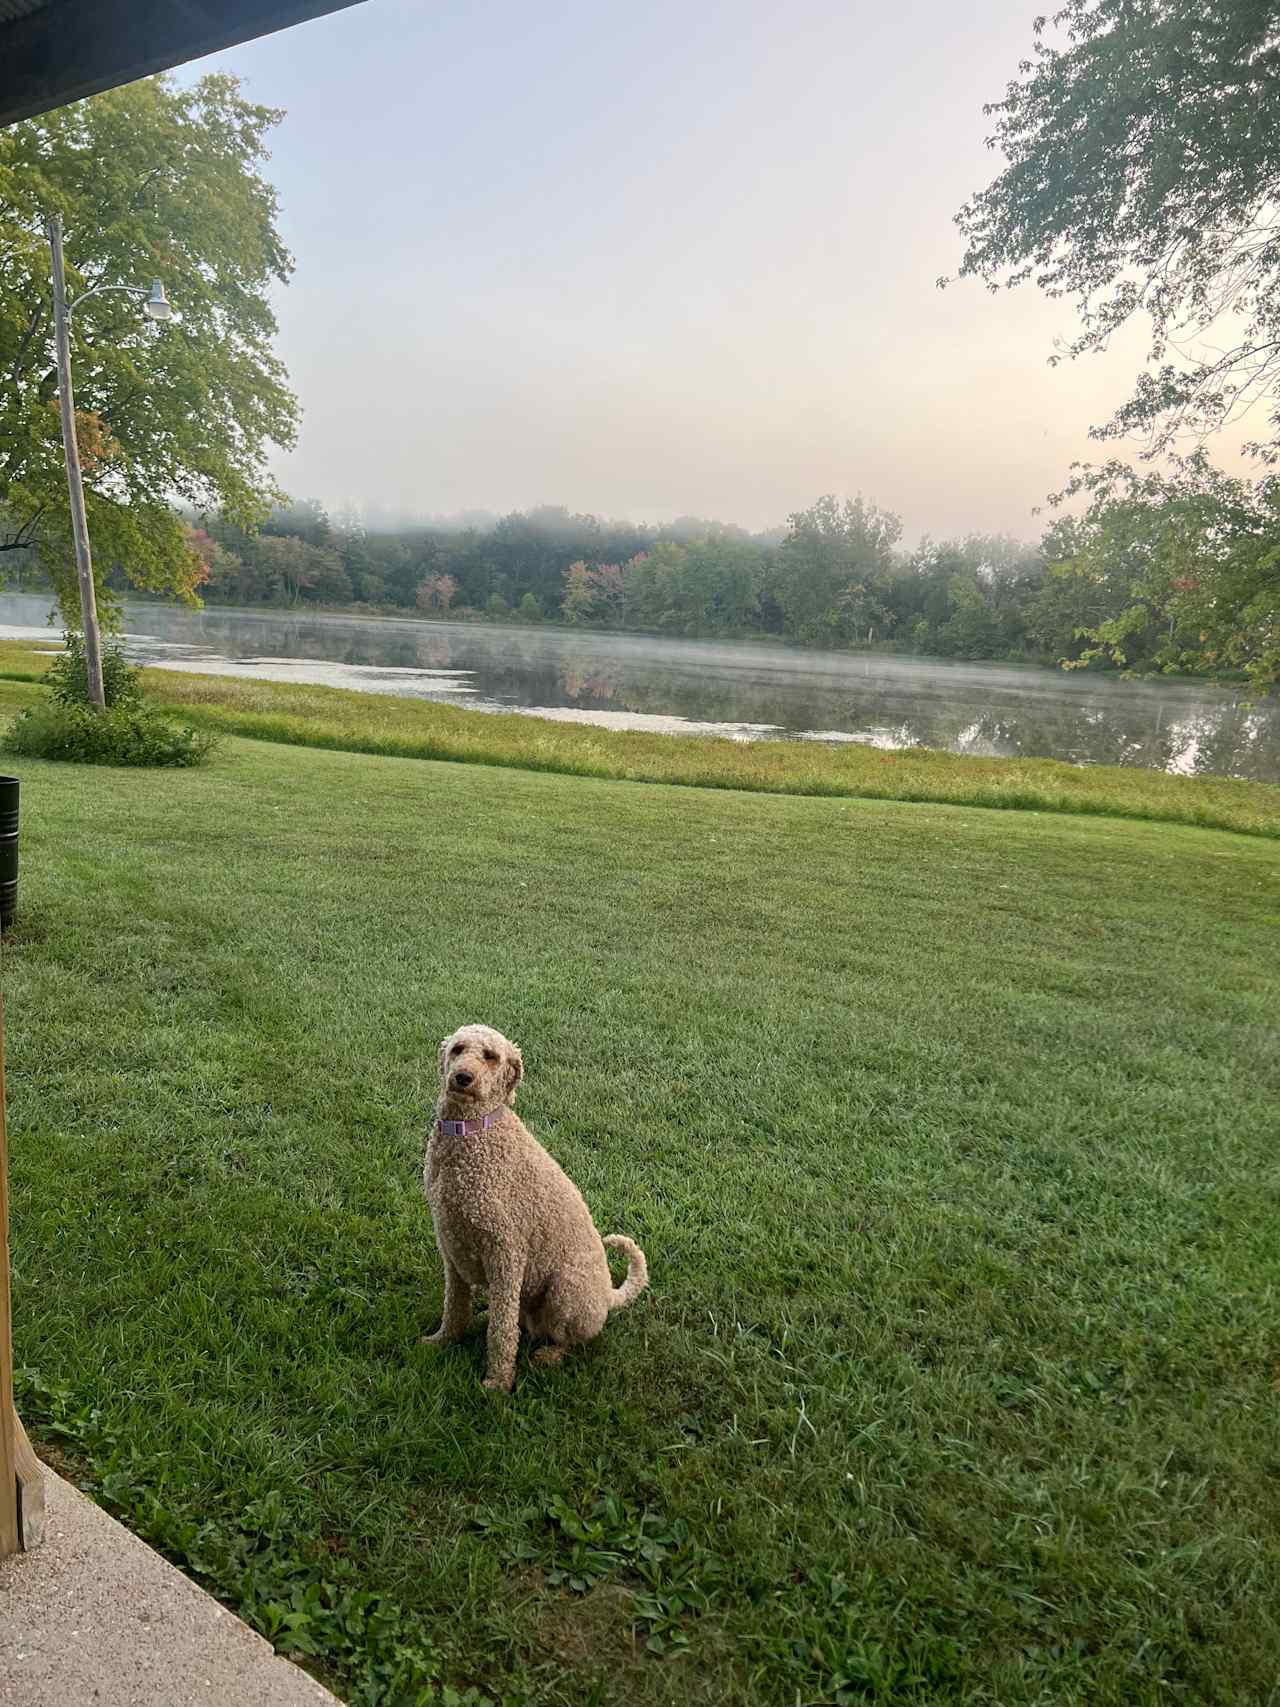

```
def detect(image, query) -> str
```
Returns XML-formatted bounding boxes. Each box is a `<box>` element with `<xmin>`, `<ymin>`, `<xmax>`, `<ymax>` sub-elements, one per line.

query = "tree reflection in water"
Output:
<box><xmin>0</xmin><ymin>595</ymin><xmax>1273</xmax><ymax>781</ymax></box>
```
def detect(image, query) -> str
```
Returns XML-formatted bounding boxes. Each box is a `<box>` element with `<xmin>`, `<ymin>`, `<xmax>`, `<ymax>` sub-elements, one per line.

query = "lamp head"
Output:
<box><xmin>143</xmin><ymin>280</ymin><xmax>173</xmax><ymax>323</ymax></box>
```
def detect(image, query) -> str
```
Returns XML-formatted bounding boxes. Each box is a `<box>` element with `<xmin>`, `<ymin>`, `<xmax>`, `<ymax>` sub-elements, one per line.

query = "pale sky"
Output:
<box><xmin>187</xmin><ymin>0</ymin><xmax>1249</xmax><ymax>541</ymax></box>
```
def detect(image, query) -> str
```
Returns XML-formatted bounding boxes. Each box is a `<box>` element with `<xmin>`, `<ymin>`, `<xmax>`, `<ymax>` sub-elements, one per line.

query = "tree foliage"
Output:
<box><xmin>0</xmin><ymin>75</ymin><xmax>298</xmax><ymax>621</ymax></box>
<box><xmin>1045</xmin><ymin>454</ymin><xmax>1280</xmax><ymax>688</ymax></box>
<box><xmin>83</xmin><ymin>481</ymin><xmax>1249</xmax><ymax>689</ymax></box>
<box><xmin>951</xmin><ymin>0</ymin><xmax>1280</xmax><ymax>457</ymax></box>
<box><xmin>775</xmin><ymin>496</ymin><xmax>902</xmax><ymax>643</ymax></box>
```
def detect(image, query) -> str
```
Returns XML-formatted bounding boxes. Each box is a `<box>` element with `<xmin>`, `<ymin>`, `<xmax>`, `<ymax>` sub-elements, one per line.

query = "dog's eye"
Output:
<box><xmin>450</xmin><ymin>1043</ymin><xmax>463</xmax><ymax>1056</ymax></box>
<box><xmin>483</xmin><ymin>1050</ymin><xmax>498</xmax><ymax>1063</ymax></box>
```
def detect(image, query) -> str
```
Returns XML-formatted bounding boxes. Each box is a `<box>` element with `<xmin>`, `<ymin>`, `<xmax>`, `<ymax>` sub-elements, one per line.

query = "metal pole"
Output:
<box><xmin>0</xmin><ymin>986</ymin><xmax>19</xmax><ymax>1557</ymax></box>
<box><xmin>48</xmin><ymin>214</ymin><xmax>106</xmax><ymax>712</ymax></box>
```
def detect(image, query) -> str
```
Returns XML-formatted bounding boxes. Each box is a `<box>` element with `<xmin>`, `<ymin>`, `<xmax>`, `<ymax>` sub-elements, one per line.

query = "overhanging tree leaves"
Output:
<box><xmin>1045</xmin><ymin>453</ymin><xmax>1280</xmax><ymax>687</ymax></box>
<box><xmin>950</xmin><ymin>0</ymin><xmax>1280</xmax><ymax>458</ymax></box>
<box><xmin>0</xmin><ymin>74</ymin><xmax>298</xmax><ymax>620</ymax></box>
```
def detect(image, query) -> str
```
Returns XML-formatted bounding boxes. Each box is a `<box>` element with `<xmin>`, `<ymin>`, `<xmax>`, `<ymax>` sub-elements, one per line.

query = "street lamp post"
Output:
<box><xmin>46</xmin><ymin>215</ymin><xmax>172</xmax><ymax>710</ymax></box>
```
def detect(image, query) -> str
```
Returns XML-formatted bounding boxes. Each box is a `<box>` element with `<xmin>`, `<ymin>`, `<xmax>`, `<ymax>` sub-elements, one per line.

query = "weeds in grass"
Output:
<box><xmin>2</xmin><ymin>634</ymin><xmax>217</xmax><ymax>767</ymax></box>
<box><xmin>4</xmin><ymin>699</ymin><xmax>218</xmax><ymax>766</ymax></box>
<box><xmin>476</xmin><ymin>1487</ymin><xmax>727</xmax><ymax>1658</ymax></box>
<box><xmin>17</xmin><ymin>1368</ymin><xmax>496</xmax><ymax>1707</ymax></box>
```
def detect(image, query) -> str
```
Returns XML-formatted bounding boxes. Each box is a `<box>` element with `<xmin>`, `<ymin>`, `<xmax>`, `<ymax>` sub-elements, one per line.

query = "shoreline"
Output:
<box><xmin>1</xmin><ymin>638</ymin><xmax>1274</xmax><ymax>836</ymax></box>
<box><xmin>10</xmin><ymin>584</ymin><xmax>1252</xmax><ymax>692</ymax></box>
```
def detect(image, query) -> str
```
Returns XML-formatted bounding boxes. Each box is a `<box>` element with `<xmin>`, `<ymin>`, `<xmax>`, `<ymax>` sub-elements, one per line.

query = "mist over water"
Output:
<box><xmin>0</xmin><ymin>595</ymin><xmax>1273</xmax><ymax>781</ymax></box>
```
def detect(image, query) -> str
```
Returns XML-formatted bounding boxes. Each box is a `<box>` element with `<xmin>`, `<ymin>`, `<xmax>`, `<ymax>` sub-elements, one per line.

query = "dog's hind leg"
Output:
<box><xmin>537</xmin><ymin>1268</ymin><xmax>610</xmax><ymax>1359</ymax></box>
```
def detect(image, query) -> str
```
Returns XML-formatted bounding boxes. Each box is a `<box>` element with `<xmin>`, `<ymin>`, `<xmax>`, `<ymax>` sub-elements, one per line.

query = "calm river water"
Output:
<box><xmin>1</xmin><ymin>594</ymin><xmax>1275</xmax><ymax>781</ymax></box>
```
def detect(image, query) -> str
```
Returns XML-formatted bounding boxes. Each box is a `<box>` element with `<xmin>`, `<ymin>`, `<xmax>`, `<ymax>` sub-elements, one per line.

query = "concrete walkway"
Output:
<box><xmin>0</xmin><ymin>1469</ymin><xmax>341</xmax><ymax>1706</ymax></box>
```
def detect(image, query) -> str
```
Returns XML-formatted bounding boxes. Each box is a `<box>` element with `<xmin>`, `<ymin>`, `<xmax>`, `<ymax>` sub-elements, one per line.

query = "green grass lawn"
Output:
<box><xmin>4</xmin><ymin>734</ymin><xmax>1279</xmax><ymax>1705</ymax></box>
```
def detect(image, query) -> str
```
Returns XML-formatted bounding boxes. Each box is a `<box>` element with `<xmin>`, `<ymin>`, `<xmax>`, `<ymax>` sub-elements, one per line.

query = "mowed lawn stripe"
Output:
<box><xmin>4</xmin><ymin>736</ymin><xmax>1278</xmax><ymax>1705</ymax></box>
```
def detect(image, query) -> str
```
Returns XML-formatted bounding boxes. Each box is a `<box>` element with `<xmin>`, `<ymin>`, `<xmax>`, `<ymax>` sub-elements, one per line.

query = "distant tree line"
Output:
<box><xmin>163</xmin><ymin>458</ymin><xmax>1278</xmax><ymax>689</ymax></box>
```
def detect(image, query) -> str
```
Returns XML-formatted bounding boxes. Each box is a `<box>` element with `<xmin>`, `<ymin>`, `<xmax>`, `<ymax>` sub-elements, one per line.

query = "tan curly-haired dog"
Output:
<box><xmin>422</xmin><ymin>1023</ymin><xmax>648</xmax><ymax>1393</ymax></box>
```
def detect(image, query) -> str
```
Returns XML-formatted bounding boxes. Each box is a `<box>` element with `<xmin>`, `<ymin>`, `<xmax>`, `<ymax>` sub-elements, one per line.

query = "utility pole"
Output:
<box><xmin>48</xmin><ymin>214</ymin><xmax>106</xmax><ymax>711</ymax></box>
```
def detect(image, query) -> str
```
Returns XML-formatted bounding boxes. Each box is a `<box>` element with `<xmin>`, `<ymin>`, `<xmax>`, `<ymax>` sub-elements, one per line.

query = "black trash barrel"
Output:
<box><xmin>0</xmin><ymin>776</ymin><xmax>17</xmax><ymax>931</ymax></box>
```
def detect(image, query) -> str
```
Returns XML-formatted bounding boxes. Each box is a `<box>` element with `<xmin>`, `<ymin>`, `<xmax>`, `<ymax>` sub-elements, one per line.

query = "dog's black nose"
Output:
<box><xmin>453</xmin><ymin>1070</ymin><xmax>473</xmax><ymax>1088</ymax></box>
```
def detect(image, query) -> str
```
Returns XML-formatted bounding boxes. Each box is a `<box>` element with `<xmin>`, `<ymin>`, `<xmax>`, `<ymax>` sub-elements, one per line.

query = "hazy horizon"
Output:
<box><xmin>306</xmin><ymin>497</ymin><xmax>1023</xmax><ymax>547</ymax></box>
<box><xmin>185</xmin><ymin>0</ymin><xmax>1254</xmax><ymax>545</ymax></box>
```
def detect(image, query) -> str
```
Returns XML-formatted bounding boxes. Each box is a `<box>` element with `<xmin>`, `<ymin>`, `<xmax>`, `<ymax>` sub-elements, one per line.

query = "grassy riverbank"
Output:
<box><xmin>0</xmin><ymin>638</ymin><xmax>1276</xmax><ymax>839</ymax></box>
<box><xmin>5</xmin><ymin>733</ymin><xmax>1279</xmax><ymax>1705</ymax></box>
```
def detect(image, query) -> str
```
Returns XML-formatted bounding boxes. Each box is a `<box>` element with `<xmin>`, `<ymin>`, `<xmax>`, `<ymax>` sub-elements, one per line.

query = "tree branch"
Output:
<box><xmin>0</xmin><ymin>506</ymin><xmax>48</xmax><ymax>552</ymax></box>
<box><xmin>11</xmin><ymin>298</ymin><xmax>48</xmax><ymax>392</ymax></box>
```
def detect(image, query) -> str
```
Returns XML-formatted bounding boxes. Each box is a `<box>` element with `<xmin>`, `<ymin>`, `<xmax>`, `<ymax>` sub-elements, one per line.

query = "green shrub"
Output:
<box><xmin>46</xmin><ymin>630</ymin><xmax>142</xmax><ymax>709</ymax></box>
<box><xmin>3</xmin><ymin>699</ymin><xmax>217</xmax><ymax>767</ymax></box>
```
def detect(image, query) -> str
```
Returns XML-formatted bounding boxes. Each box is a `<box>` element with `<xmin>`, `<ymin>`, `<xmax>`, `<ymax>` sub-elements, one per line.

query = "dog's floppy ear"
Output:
<box><xmin>505</xmin><ymin>1042</ymin><xmax>524</xmax><ymax>1096</ymax></box>
<box><xmin>438</xmin><ymin>1034</ymin><xmax>454</xmax><ymax>1074</ymax></box>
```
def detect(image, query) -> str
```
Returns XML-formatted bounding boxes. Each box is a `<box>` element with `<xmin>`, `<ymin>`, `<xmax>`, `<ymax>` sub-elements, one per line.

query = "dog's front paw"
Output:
<box><xmin>482</xmin><ymin>1373</ymin><xmax>514</xmax><ymax>1395</ymax></box>
<box><xmin>420</xmin><ymin>1328</ymin><xmax>454</xmax><ymax>1347</ymax></box>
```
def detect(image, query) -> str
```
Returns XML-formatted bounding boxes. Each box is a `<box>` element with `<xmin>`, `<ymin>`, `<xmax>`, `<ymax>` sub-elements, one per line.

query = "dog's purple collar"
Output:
<box><xmin>436</xmin><ymin>1110</ymin><xmax>504</xmax><ymax>1138</ymax></box>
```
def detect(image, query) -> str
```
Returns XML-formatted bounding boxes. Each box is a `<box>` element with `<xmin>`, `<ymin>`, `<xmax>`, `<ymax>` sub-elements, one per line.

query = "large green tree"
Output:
<box><xmin>0</xmin><ymin>74</ymin><xmax>298</xmax><ymax>619</ymax></box>
<box><xmin>951</xmin><ymin>0</ymin><xmax>1280</xmax><ymax>458</ymax></box>
<box><xmin>774</xmin><ymin>496</ymin><xmax>902</xmax><ymax>642</ymax></box>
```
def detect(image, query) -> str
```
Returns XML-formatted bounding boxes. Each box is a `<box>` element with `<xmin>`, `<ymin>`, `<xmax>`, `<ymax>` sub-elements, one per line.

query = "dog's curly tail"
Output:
<box><xmin>603</xmin><ymin>1235</ymin><xmax>649</xmax><ymax>1311</ymax></box>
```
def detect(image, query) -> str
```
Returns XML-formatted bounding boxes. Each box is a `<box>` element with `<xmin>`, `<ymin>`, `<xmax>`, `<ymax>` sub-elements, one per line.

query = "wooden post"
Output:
<box><xmin>0</xmin><ymin>984</ymin><xmax>44</xmax><ymax>1556</ymax></box>
<box><xmin>48</xmin><ymin>212</ymin><xmax>106</xmax><ymax>712</ymax></box>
